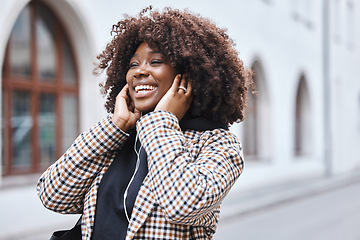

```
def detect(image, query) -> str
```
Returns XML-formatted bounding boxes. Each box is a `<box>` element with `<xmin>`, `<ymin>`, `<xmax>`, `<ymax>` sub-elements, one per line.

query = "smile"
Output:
<box><xmin>135</xmin><ymin>85</ymin><xmax>156</xmax><ymax>93</ymax></box>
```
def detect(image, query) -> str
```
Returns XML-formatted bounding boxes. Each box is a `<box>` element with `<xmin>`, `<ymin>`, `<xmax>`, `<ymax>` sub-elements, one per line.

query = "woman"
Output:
<box><xmin>37</xmin><ymin>6</ymin><xmax>253</xmax><ymax>240</ymax></box>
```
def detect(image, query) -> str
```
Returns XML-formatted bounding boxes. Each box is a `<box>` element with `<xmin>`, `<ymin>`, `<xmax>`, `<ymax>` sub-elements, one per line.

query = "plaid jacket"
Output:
<box><xmin>37</xmin><ymin>111</ymin><xmax>244</xmax><ymax>239</ymax></box>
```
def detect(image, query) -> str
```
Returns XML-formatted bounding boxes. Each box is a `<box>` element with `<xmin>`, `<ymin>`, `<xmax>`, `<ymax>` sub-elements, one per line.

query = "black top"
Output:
<box><xmin>92</xmin><ymin>132</ymin><xmax>147</xmax><ymax>240</ymax></box>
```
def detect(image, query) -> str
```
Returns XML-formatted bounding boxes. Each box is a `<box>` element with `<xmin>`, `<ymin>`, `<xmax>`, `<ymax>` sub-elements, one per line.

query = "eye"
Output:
<box><xmin>150</xmin><ymin>59</ymin><xmax>163</xmax><ymax>65</ymax></box>
<box><xmin>129</xmin><ymin>62</ymin><xmax>139</xmax><ymax>68</ymax></box>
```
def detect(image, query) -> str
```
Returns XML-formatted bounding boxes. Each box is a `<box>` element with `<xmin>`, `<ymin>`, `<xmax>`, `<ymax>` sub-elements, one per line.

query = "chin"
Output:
<box><xmin>133</xmin><ymin>98</ymin><xmax>159</xmax><ymax>114</ymax></box>
<box><xmin>135</xmin><ymin>105</ymin><xmax>155</xmax><ymax>114</ymax></box>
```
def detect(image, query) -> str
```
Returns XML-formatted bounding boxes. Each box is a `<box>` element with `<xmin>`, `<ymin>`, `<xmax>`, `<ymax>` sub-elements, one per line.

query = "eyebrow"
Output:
<box><xmin>131</xmin><ymin>51</ymin><xmax>163</xmax><ymax>58</ymax></box>
<box><xmin>150</xmin><ymin>51</ymin><xmax>162</xmax><ymax>54</ymax></box>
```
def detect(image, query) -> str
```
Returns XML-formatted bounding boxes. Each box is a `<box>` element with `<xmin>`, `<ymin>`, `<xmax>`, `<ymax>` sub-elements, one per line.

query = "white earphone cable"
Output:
<box><xmin>123</xmin><ymin>113</ymin><xmax>142</xmax><ymax>223</ymax></box>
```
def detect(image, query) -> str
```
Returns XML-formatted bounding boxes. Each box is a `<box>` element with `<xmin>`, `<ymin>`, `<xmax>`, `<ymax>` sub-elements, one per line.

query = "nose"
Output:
<box><xmin>134</xmin><ymin>64</ymin><xmax>150</xmax><ymax>78</ymax></box>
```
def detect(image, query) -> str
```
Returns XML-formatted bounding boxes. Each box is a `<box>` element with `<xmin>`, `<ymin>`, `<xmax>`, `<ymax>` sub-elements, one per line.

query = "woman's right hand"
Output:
<box><xmin>111</xmin><ymin>84</ymin><xmax>141</xmax><ymax>132</ymax></box>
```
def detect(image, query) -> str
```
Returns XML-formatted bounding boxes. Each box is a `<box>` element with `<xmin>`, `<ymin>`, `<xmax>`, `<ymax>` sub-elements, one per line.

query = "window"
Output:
<box><xmin>294</xmin><ymin>76</ymin><xmax>312</xmax><ymax>156</ymax></box>
<box><xmin>243</xmin><ymin>61</ymin><xmax>271</xmax><ymax>160</ymax></box>
<box><xmin>1</xmin><ymin>1</ymin><xmax>79</xmax><ymax>175</ymax></box>
<box><xmin>243</xmin><ymin>84</ymin><xmax>258</xmax><ymax>156</ymax></box>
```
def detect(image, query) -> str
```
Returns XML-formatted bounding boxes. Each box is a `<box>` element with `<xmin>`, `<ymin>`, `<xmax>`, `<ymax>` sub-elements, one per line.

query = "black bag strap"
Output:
<box><xmin>50</xmin><ymin>216</ymin><xmax>82</xmax><ymax>240</ymax></box>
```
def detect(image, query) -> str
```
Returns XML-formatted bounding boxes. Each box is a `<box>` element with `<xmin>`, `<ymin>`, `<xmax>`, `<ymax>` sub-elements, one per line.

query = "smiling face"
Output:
<box><xmin>126</xmin><ymin>42</ymin><xmax>178</xmax><ymax>113</ymax></box>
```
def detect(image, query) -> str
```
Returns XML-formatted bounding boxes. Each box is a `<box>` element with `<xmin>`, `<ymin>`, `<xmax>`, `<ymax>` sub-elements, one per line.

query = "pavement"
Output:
<box><xmin>1</xmin><ymin>170</ymin><xmax>360</xmax><ymax>240</ymax></box>
<box><xmin>215</xmin><ymin>176</ymin><xmax>360</xmax><ymax>240</ymax></box>
<box><xmin>0</xmin><ymin>174</ymin><xmax>79</xmax><ymax>240</ymax></box>
<box><xmin>219</xmin><ymin>169</ymin><xmax>360</xmax><ymax>223</ymax></box>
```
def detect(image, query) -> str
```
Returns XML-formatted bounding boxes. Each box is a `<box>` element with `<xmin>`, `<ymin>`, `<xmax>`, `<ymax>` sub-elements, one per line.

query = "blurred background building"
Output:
<box><xmin>1</xmin><ymin>0</ymin><xmax>360</xmax><ymax>192</ymax></box>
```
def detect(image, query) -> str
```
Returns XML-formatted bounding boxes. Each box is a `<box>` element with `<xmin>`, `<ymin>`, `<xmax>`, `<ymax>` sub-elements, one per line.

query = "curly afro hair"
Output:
<box><xmin>95</xmin><ymin>6</ymin><xmax>253</xmax><ymax>125</ymax></box>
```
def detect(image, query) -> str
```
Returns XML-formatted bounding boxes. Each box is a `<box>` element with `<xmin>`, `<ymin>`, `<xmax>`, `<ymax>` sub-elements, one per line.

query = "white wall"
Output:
<box><xmin>1</xmin><ymin>0</ymin><xmax>360</xmax><ymax>189</ymax></box>
<box><xmin>328</xmin><ymin>0</ymin><xmax>360</xmax><ymax>174</ymax></box>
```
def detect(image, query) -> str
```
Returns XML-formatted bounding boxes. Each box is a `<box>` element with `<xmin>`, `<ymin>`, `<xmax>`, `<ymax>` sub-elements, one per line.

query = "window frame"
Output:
<box><xmin>1</xmin><ymin>1</ymin><xmax>79</xmax><ymax>175</ymax></box>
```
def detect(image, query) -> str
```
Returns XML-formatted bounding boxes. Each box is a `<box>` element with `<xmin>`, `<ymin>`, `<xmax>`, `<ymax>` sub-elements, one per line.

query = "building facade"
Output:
<box><xmin>1</xmin><ymin>0</ymin><xmax>360</xmax><ymax>191</ymax></box>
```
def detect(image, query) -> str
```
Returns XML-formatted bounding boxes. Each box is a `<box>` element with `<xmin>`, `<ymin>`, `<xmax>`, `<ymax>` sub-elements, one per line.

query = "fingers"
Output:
<box><xmin>179</xmin><ymin>74</ymin><xmax>187</xmax><ymax>91</ymax></box>
<box><xmin>118</xmin><ymin>84</ymin><xmax>129</xmax><ymax>98</ymax></box>
<box><xmin>185</xmin><ymin>80</ymin><xmax>192</xmax><ymax>97</ymax></box>
<box><xmin>112</xmin><ymin>83</ymin><xmax>141</xmax><ymax>132</ymax></box>
<box><xmin>177</xmin><ymin>74</ymin><xmax>192</xmax><ymax>106</ymax></box>
<box><xmin>115</xmin><ymin>84</ymin><xmax>130</xmax><ymax>112</ymax></box>
<box><xmin>170</xmin><ymin>74</ymin><xmax>181</xmax><ymax>93</ymax></box>
<box><xmin>155</xmin><ymin>74</ymin><xmax>192</xmax><ymax>120</ymax></box>
<box><xmin>176</xmin><ymin>74</ymin><xmax>190</xmax><ymax>94</ymax></box>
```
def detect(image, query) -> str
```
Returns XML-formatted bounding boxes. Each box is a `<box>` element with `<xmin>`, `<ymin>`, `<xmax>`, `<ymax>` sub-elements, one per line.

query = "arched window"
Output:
<box><xmin>242</xmin><ymin>61</ymin><xmax>271</xmax><ymax>160</ymax></box>
<box><xmin>1</xmin><ymin>1</ymin><xmax>79</xmax><ymax>175</ymax></box>
<box><xmin>243</xmin><ymin>84</ymin><xmax>257</xmax><ymax>156</ymax></box>
<box><xmin>294</xmin><ymin>75</ymin><xmax>311</xmax><ymax>156</ymax></box>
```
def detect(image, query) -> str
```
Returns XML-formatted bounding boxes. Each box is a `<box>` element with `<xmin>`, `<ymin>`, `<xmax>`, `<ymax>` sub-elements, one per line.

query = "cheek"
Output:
<box><xmin>159</xmin><ymin>80</ymin><xmax>173</xmax><ymax>96</ymax></box>
<box><xmin>163</xmin><ymin>71</ymin><xmax>177</xmax><ymax>88</ymax></box>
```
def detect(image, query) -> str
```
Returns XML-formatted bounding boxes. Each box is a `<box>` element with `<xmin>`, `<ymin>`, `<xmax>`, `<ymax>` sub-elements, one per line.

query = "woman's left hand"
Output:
<box><xmin>155</xmin><ymin>74</ymin><xmax>193</xmax><ymax>121</ymax></box>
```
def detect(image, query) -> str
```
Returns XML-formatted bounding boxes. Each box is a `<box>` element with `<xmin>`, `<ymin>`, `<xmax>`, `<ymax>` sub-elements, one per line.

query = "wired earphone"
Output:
<box><xmin>123</xmin><ymin>113</ymin><xmax>142</xmax><ymax>223</ymax></box>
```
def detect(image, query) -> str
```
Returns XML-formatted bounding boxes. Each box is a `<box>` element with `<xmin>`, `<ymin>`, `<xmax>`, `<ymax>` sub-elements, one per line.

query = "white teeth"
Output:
<box><xmin>135</xmin><ymin>85</ymin><xmax>156</xmax><ymax>93</ymax></box>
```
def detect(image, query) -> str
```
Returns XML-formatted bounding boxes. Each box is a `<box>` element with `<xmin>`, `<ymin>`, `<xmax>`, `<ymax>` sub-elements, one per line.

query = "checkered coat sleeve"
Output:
<box><xmin>37</xmin><ymin>116</ymin><xmax>129</xmax><ymax>238</ymax></box>
<box><xmin>37</xmin><ymin>111</ymin><xmax>244</xmax><ymax>240</ymax></box>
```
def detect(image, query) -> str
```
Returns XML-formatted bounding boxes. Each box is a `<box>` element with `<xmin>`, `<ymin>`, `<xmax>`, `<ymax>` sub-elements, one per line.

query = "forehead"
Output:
<box><xmin>132</xmin><ymin>42</ymin><xmax>162</xmax><ymax>56</ymax></box>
